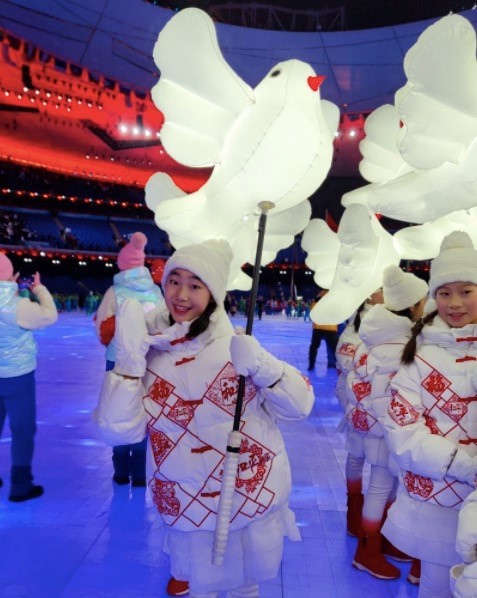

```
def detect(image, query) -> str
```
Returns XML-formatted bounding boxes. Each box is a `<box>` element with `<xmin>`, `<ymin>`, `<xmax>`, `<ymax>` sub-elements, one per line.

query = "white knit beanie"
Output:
<box><xmin>162</xmin><ymin>239</ymin><xmax>233</xmax><ymax>306</ymax></box>
<box><xmin>429</xmin><ymin>231</ymin><xmax>477</xmax><ymax>298</ymax></box>
<box><xmin>383</xmin><ymin>265</ymin><xmax>428</xmax><ymax>311</ymax></box>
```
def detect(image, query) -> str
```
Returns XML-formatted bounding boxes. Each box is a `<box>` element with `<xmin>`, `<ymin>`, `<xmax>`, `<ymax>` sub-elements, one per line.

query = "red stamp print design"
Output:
<box><xmin>220</xmin><ymin>376</ymin><xmax>239</xmax><ymax>408</ymax></box>
<box><xmin>351</xmin><ymin>408</ymin><xmax>369</xmax><ymax>432</ymax></box>
<box><xmin>352</xmin><ymin>381</ymin><xmax>371</xmax><ymax>402</ymax></box>
<box><xmin>422</xmin><ymin>370</ymin><xmax>451</xmax><ymax>398</ymax></box>
<box><xmin>403</xmin><ymin>471</ymin><xmax>433</xmax><ymax>499</ymax></box>
<box><xmin>150</xmin><ymin>429</ymin><xmax>173</xmax><ymax>466</ymax></box>
<box><xmin>389</xmin><ymin>390</ymin><xmax>419</xmax><ymax>426</ymax></box>
<box><xmin>235</xmin><ymin>438</ymin><xmax>271</xmax><ymax>494</ymax></box>
<box><xmin>442</xmin><ymin>394</ymin><xmax>467</xmax><ymax>422</ymax></box>
<box><xmin>148</xmin><ymin>377</ymin><xmax>175</xmax><ymax>405</ymax></box>
<box><xmin>423</xmin><ymin>413</ymin><xmax>440</xmax><ymax>434</ymax></box>
<box><xmin>205</xmin><ymin>363</ymin><xmax>256</xmax><ymax>415</ymax></box>
<box><xmin>151</xmin><ymin>479</ymin><xmax>180</xmax><ymax>516</ymax></box>
<box><xmin>338</xmin><ymin>342</ymin><xmax>356</xmax><ymax>357</ymax></box>
<box><xmin>168</xmin><ymin>398</ymin><xmax>198</xmax><ymax>427</ymax></box>
<box><xmin>357</xmin><ymin>353</ymin><xmax>368</xmax><ymax>368</ymax></box>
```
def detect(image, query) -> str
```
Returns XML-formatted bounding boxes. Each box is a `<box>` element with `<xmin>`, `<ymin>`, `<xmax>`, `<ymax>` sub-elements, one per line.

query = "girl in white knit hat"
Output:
<box><xmin>94</xmin><ymin>239</ymin><xmax>314</xmax><ymax>598</ymax></box>
<box><xmin>335</xmin><ymin>288</ymin><xmax>384</xmax><ymax>539</ymax></box>
<box><xmin>382</xmin><ymin>231</ymin><xmax>477</xmax><ymax>598</ymax></box>
<box><xmin>346</xmin><ymin>265</ymin><xmax>428</xmax><ymax>583</ymax></box>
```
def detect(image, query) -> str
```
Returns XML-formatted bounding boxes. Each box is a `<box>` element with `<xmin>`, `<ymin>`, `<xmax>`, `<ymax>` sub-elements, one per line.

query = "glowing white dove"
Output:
<box><xmin>305</xmin><ymin>204</ymin><xmax>400</xmax><ymax>325</ymax></box>
<box><xmin>145</xmin><ymin>7</ymin><xmax>339</xmax><ymax>287</ymax></box>
<box><xmin>344</xmin><ymin>14</ymin><xmax>477</xmax><ymax>224</ymax></box>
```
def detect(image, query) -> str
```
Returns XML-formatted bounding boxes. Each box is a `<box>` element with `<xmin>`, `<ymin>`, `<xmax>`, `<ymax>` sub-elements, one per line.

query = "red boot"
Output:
<box><xmin>407</xmin><ymin>559</ymin><xmax>421</xmax><ymax>585</ymax></box>
<box><xmin>382</xmin><ymin>535</ymin><xmax>412</xmax><ymax>562</ymax></box>
<box><xmin>166</xmin><ymin>577</ymin><xmax>189</xmax><ymax>596</ymax></box>
<box><xmin>352</xmin><ymin>534</ymin><xmax>401</xmax><ymax>580</ymax></box>
<box><xmin>347</xmin><ymin>493</ymin><xmax>364</xmax><ymax>537</ymax></box>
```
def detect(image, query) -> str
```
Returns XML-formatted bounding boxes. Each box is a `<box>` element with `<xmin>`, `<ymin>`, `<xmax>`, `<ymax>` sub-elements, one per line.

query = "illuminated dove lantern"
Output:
<box><xmin>344</xmin><ymin>15</ymin><xmax>477</xmax><ymax>224</ymax></box>
<box><xmin>306</xmin><ymin>204</ymin><xmax>400</xmax><ymax>325</ymax></box>
<box><xmin>394</xmin><ymin>208</ymin><xmax>477</xmax><ymax>260</ymax></box>
<box><xmin>145</xmin><ymin>7</ymin><xmax>339</xmax><ymax>288</ymax></box>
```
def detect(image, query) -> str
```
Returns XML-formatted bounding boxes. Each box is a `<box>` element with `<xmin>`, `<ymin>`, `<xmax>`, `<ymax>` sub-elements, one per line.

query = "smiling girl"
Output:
<box><xmin>95</xmin><ymin>239</ymin><xmax>314</xmax><ymax>598</ymax></box>
<box><xmin>382</xmin><ymin>231</ymin><xmax>477</xmax><ymax>598</ymax></box>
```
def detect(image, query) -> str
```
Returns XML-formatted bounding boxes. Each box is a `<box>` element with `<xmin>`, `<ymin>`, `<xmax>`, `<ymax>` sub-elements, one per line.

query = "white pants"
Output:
<box><xmin>419</xmin><ymin>561</ymin><xmax>452</xmax><ymax>598</ymax></box>
<box><xmin>362</xmin><ymin>464</ymin><xmax>397</xmax><ymax>523</ymax></box>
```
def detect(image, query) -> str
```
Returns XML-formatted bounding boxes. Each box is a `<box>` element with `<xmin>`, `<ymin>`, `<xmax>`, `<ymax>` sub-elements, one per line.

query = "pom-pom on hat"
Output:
<box><xmin>382</xmin><ymin>265</ymin><xmax>428</xmax><ymax>312</ymax></box>
<box><xmin>0</xmin><ymin>252</ymin><xmax>14</xmax><ymax>281</ymax></box>
<box><xmin>429</xmin><ymin>231</ymin><xmax>477</xmax><ymax>298</ymax></box>
<box><xmin>117</xmin><ymin>232</ymin><xmax>147</xmax><ymax>271</ymax></box>
<box><xmin>162</xmin><ymin>239</ymin><xmax>233</xmax><ymax>306</ymax></box>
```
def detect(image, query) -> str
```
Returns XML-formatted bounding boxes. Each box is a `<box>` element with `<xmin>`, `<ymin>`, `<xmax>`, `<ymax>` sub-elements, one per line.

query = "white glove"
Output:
<box><xmin>114</xmin><ymin>298</ymin><xmax>151</xmax><ymax>378</ymax></box>
<box><xmin>230</xmin><ymin>335</ymin><xmax>284</xmax><ymax>388</ymax></box>
<box><xmin>452</xmin><ymin>561</ymin><xmax>477</xmax><ymax>598</ymax></box>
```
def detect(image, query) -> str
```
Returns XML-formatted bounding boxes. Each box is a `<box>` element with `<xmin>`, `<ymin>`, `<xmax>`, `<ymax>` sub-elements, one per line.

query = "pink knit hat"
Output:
<box><xmin>0</xmin><ymin>252</ymin><xmax>14</xmax><ymax>281</ymax></box>
<box><xmin>117</xmin><ymin>232</ymin><xmax>147</xmax><ymax>271</ymax></box>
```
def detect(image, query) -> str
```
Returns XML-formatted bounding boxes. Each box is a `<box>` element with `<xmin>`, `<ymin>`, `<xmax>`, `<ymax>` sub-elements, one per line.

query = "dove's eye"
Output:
<box><xmin>270</xmin><ymin>69</ymin><xmax>282</xmax><ymax>78</ymax></box>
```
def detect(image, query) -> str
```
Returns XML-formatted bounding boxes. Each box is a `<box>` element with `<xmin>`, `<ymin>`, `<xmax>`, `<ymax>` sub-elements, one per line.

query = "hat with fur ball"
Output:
<box><xmin>429</xmin><ymin>231</ymin><xmax>477</xmax><ymax>298</ymax></box>
<box><xmin>383</xmin><ymin>265</ymin><xmax>428</xmax><ymax>311</ymax></box>
<box><xmin>0</xmin><ymin>253</ymin><xmax>14</xmax><ymax>281</ymax></box>
<box><xmin>117</xmin><ymin>232</ymin><xmax>147</xmax><ymax>271</ymax></box>
<box><xmin>162</xmin><ymin>239</ymin><xmax>233</xmax><ymax>306</ymax></box>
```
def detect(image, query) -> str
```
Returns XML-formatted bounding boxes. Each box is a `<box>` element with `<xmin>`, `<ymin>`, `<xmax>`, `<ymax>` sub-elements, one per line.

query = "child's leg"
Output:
<box><xmin>353</xmin><ymin>464</ymin><xmax>400</xmax><ymax>580</ymax></box>
<box><xmin>112</xmin><ymin>445</ymin><xmax>130</xmax><ymax>484</ymax></box>
<box><xmin>419</xmin><ymin>560</ymin><xmax>453</xmax><ymax>598</ymax></box>
<box><xmin>345</xmin><ymin>452</ymin><xmax>365</xmax><ymax>537</ymax></box>
<box><xmin>130</xmin><ymin>436</ymin><xmax>147</xmax><ymax>486</ymax></box>
<box><xmin>226</xmin><ymin>584</ymin><xmax>259</xmax><ymax>597</ymax></box>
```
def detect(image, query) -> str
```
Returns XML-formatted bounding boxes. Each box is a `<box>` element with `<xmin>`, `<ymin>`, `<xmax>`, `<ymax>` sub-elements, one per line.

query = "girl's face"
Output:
<box><xmin>164</xmin><ymin>268</ymin><xmax>212</xmax><ymax>323</ymax></box>
<box><xmin>435</xmin><ymin>282</ymin><xmax>477</xmax><ymax>327</ymax></box>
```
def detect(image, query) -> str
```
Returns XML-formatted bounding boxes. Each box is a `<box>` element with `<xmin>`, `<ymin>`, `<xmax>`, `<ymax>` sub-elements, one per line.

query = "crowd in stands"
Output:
<box><xmin>0</xmin><ymin>210</ymin><xmax>38</xmax><ymax>245</ymax></box>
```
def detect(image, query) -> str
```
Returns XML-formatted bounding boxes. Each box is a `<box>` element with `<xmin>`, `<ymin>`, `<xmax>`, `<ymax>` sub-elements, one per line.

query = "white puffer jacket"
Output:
<box><xmin>345</xmin><ymin>305</ymin><xmax>413</xmax><ymax>465</ymax></box>
<box><xmin>384</xmin><ymin>316</ymin><xmax>477</xmax><ymax>511</ymax></box>
<box><xmin>96</xmin><ymin>306</ymin><xmax>314</xmax><ymax>533</ymax></box>
<box><xmin>335</xmin><ymin>303</ymin><xmax>373</xmax><ymax>412</ymax></box>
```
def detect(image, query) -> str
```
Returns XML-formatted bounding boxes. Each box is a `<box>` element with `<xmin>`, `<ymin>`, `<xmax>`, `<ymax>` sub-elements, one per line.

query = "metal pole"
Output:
<box><xmin>212</xmin><ymin>200</ymin><xmax>275</xmax><ymax>566</ymax></box>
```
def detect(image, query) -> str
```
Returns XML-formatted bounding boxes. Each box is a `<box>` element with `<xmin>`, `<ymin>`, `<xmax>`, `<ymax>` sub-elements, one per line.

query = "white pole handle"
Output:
<box><xmin>212</xmin><ymin>430</ymin><xmax>242</xmax><ymax>566</ymax></box>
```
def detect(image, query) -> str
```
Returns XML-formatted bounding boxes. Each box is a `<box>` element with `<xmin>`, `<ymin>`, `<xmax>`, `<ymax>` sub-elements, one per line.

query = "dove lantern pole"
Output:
<box><xmin>212</xmin><ymin>200</ymin><xmax>275</xmax><ymax>566</ymax></box>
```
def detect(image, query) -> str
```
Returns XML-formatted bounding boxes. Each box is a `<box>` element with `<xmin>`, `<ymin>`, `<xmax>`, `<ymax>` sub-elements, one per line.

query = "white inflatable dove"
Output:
<box><xmin>145</xmin><ymin>8</ymin><xmax>339</xmax><ymax>287</ymax></box>
<box><xmin>306</xmin><ymin>204</ymin><xmax>400</xmax><ymax>325</ymax></box>
<box><xmin>344</xmin><ymin>15</ymin><xmax>477</xmax><ymax>224</ymax></box>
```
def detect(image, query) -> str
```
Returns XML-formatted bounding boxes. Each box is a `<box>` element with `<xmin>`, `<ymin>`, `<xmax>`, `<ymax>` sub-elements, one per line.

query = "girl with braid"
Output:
<box><xmin>335</xmin><ymin>288</ymin><xmax>384</xmax><ymax>538</ymax></box>
<box><xmin>382</xmin><ymin>231</ymin><xmax>477</xmax><ymax>598</ymax></box>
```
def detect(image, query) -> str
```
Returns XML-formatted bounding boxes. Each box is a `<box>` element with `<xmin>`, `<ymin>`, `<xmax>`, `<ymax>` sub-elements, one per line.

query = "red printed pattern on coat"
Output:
<box><xmin>422</xmin><ymin>369</ymin><xmax>451</xmax><ymax>398</ymax></box>
<box><xmin>205</xmin><ymin>362</ymin><xmax>256</xmax><ymax>416</ymax></box>
<box><xmin>423</xmin><ymin>413</ymin><xmax>440</xmax><ymax>434</ymax></box>
<box><xmin>403</xmin><ymin>471</ymin><xmax>434</xmax><ymax>499</ymax></box>
<box><xmin>352</xmin><ymin>381</ymin><xmax>371</xmax><ymax>402</ymax></box>
<box><xmin>357</xmin><ymin>352</ymin><xmax>368</xmax><ymax>368</ymax></box>
<box><xmin>151</xmin><ymin>478</ymin><xmax>181</xmax><ymax>516</ymax></box>
<box><xmin>337</xmin><ymin>342</ymin><xmax>356</xmax><ymax>358</ymax></box>
<box><xmin>236</xmin><ymin>438</ymin><xmax>271</xmax><ymax>494</ymax></box>
<box><xmin>351</xmin><ymin>407</ymin><xmax>369</xmax><ymax>432</ymax></box>
<box><xmin>148</xmin><ymin>376</ymin><xmax>175</xmax><ymax>405</ymax></box>
<box><xmin>388</xmin><ymin>390</ymin><xmax>419</xmax><ymax>426</ymax></box>
<box><xmin>150</xmin><ymin>429</ymin><xmax>173</xmax><ymax>466</ymax></box>
<box><xmin>442</xmin><ymin>393</ymin><xmax>468</xmax><ymax>422</ymax></box>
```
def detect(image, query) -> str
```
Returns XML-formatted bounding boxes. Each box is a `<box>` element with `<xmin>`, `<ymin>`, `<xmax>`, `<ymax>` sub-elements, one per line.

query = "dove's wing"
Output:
<box><xmin>302</xmin><ymin>219</ymin><xmax>340</xmax><ymax>289</ymax></box>
<box><xmin>397</xmin><ymin>14</ymin><xmax>477</xmax><ymax>169</ymax></box>
<box><xmin>311</xmin><ymin>204</ymin><xmax>400</xmax><ymax>324</ymax></box>
<box><xmin>152</xmin><ymin>7</ymin><xmax>254</xmax><ymax>167</ymax></box>
<box><xmin>358</xmin><ymin>104</ymin><xmax>413</xmax><ymax>183</ymax></box>
<box><xmin>394</xmin><ymin>208</ymin><xmax>477</xmax><ymax>260</ymax></box>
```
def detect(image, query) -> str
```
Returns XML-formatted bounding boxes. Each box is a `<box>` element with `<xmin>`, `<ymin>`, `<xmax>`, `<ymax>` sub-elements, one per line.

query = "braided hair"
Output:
<box><xmin>401</xmin><ymin>310</ymin><xmax>438</xmax><ymax>365</ymax></box>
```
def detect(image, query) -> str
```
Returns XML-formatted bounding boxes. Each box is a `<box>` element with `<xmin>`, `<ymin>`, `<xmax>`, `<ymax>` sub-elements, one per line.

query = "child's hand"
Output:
<box><xmin>31</xmin><ymin>272</ymin><xmax>41</xmax><ymax>290</ymax></box>
<box><xmin>230</xmin><ymin>335</ymin><xmax>284</xmax><ymax>388</ymax></box>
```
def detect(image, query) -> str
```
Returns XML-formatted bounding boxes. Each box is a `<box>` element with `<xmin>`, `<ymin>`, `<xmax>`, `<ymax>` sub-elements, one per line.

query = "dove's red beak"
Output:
<box><xmin>307</xmin><ymin>75</ymin><xmax>326</xmax><ymax>91</ymax></box>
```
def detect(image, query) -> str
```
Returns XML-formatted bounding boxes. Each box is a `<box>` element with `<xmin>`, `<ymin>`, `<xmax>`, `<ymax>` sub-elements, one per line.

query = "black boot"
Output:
<box><xmin>9</xmin><ymin>465</ymin><xmax>44</xmax><ymax>502</ymax></box>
